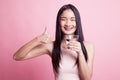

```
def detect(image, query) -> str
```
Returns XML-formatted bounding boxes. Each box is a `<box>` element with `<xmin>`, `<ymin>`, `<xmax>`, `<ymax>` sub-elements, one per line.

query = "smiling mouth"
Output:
<box><xmin>64</xmin><ymin>27</ymin><xmax>74</xmax><ymax>31</ymax></box>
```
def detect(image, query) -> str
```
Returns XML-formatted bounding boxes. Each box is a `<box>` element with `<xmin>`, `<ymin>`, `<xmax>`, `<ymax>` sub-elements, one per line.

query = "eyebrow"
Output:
<box><xmin>60</xmin><ymin>17</ymin><xmax>75</xmax><ymax>19</ymax></box>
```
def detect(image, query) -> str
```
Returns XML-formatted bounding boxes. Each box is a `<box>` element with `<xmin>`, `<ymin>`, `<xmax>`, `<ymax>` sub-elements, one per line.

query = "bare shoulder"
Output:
<box><xmin>83</xmin><ymin>41</ymin><xmax>94</xmax><ymax>49</ymax></box>
<box><xmin>83</xmin><ymin>41</ymin><xmax>94</xmax><ymax>56</ymax></box>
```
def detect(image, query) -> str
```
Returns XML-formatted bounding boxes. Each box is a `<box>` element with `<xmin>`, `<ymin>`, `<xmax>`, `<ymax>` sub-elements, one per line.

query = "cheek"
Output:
<box><xmin>60</xmin><ymin>21</ymin><xmax>65</xmax><ymax>27</ymax></box>
<box><xmin>73</xmin><ymin>22</ymin><xmax>76</xmax><ymax>26</ymax></box>
<box><xmin>59</xmin><ymin>21</ymin><xmax>64</xmax><ymax>31</ymax></box>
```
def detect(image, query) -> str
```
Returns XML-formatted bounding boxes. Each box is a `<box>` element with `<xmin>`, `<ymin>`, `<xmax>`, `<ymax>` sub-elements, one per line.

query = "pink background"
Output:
<box><xmin>0</xmin><ymin>0</ymin><xmax>120</xmax><ymax>80</ymax></box>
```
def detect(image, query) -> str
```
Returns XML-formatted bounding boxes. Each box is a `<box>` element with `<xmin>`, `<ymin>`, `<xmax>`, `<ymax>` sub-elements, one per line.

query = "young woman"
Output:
<box><xmin>13</xmin><ymin>4</ymin><xmax>94</xmax><ymax>80</ymax></box>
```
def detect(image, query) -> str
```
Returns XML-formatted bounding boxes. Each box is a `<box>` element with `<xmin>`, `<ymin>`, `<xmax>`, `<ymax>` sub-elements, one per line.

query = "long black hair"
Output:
<box><xmin>52</xmin><ymin>4</ymin><xmax>88</xmax><ymax>73</ymax></box>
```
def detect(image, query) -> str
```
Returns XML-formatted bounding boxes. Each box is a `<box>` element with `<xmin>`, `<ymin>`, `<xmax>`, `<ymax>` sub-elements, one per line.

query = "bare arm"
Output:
<box><xmin>68</xmin><ymin>41</ymin><xmax>94</xmax><ymax>80</ymax></box>
<box><xmin>13</xmin><ymin>28</ymin><xmax>53</xmax><ymax>61</ymax></box>
<box><xmin>77</xmin><ymin>42</ymin><xmax>94</xmax><ymax>80</ymax></box>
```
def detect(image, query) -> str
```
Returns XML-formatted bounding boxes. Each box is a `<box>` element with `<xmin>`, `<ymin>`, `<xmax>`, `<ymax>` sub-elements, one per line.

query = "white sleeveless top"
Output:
<box><xmin>55</xmin><ymin>47</ymin><xmax>80</xmax><ymax>80</ymax></box>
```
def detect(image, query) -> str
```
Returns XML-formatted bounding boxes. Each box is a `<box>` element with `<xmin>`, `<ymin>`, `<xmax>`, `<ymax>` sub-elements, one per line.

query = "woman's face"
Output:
<box><xmin>60</xmin><ymin>9</ymin><xmax>76</xmax><ymax>35</ymax></box>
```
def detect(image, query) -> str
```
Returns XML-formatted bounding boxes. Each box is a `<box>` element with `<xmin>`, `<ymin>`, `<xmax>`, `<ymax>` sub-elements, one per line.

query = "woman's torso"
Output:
<box><xmin>47</xmin><ymin>41</ymin><xmax>82</xmax><ymax>80</ymax></box>
<box><xmin>54</xmin><ymin>45</ymin><xmax>80</xmax><ymax>80</ymax></box>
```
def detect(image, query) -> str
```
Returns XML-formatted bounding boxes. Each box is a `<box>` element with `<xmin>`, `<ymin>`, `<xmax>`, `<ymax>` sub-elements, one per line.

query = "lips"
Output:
<box><xmin>64</xmin><ymin>26</ymin><xmax>74</xmax><ymax>31</ymax></box>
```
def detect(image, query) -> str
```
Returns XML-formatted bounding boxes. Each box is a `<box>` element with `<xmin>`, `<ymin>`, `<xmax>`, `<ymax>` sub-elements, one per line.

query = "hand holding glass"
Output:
<box><xmin>64</xmin><ymin>35</ymin><xmax>79</xmax><ymax>49</ymax></box>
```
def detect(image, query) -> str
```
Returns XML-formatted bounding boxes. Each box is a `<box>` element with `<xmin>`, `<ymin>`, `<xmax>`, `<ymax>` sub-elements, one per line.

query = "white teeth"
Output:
<box><xmin>65</xmin><ymin>27</ymin><xmax>73</xmax><ymax>31</ymax></box>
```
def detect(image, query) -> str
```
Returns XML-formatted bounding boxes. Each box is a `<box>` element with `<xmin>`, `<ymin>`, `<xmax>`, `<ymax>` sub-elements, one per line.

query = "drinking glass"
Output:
<box><xmin>64</xmin><ymin>35</ymin><xmax>79</xmax><ymax>48</ymax></box>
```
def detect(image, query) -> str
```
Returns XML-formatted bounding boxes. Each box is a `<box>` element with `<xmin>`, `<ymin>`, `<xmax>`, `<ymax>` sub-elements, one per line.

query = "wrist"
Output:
<box><xmin>78</xmin><ymin>50</ymin><xmax>84</xmax><ymax>57</ymax></box>
<box><xmin>36</xmin><ymin>36</ymin><xmax>41</xmax><ymax>42</ymax></box>
<box><xmin>36</xmin><ymin>35</ymin><xmax>47</xmax><ymax>44</ymax></box>
<box><xmin>36</xmin><ymin>36</ymin><xmax>43</xmax><ymax>44</ymax></box>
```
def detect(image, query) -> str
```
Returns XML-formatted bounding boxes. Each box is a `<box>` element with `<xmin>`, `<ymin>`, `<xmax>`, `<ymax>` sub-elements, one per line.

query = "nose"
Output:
<box><xmin>65</xmin><ymin>20</ymin><xmax>71</xmax><ymax>26</ymax></box>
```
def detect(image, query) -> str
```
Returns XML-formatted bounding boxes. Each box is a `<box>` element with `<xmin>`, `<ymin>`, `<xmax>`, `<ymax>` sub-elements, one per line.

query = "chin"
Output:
<box><xmin>64</xmin><ymin>32</ymin><xmax>75</xmax><ymax>35</ymax></box>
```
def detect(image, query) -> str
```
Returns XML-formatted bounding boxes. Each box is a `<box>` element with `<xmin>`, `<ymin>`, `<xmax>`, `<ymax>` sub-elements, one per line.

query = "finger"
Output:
<box><xmin>68</xmin><ymin>42</ymin><xmax>80</xmax><ymax>47</ymax></box>
<box><xmin>69</xmin><ymin>40</ymin><xmax>79</xmax><ymax>43</ymax></box>
<box><xmin>69</xmin><ymin>46</ymin><xmax>81</xmax><ymax>52</ymax></box>
<box><xmin>68</xmin><ymin>43</ymin><xmax>81</xmax><ymax>50</ymax></box>
<box><xmin>43</xmin><ymin>26</ymin><xmax>47</xmax><ymax>34</ymax></box>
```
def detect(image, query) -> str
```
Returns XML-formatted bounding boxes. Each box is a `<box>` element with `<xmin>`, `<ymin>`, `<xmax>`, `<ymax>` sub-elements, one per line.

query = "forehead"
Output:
<box><xmin>60</xmin><ymin>9</ymin><xmax>75</xmax><ymax>17</ymax></box>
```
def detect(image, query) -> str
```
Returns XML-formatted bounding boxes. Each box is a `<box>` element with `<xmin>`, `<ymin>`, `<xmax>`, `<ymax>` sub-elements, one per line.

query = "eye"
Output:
<box><xmin>71</xmin><ymin>18</ymin><xmax>76</xmax><ymax>21</ymax></box>
<box><xmin>71</xmin><ymin>19</ymin><xmax>75</xmax><ymax>21</ymax></box>
<box><xmin>60</xmin><ymin>18</ymin><xmax>66</xmax><ymax>21</ymax></box>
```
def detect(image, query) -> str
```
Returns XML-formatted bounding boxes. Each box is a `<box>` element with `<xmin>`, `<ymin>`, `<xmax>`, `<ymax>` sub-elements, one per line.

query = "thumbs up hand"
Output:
<box><xmin>37</xmin><ymin>27</ymin><xmax>52</xmax><ymax>44</ymax></box>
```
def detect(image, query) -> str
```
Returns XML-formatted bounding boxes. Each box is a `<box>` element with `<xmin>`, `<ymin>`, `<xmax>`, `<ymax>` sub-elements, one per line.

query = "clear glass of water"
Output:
<box><xmin>64</xmin><ymin>34</ymin><xmax>79</xmax><ymax>48</ymax></box>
